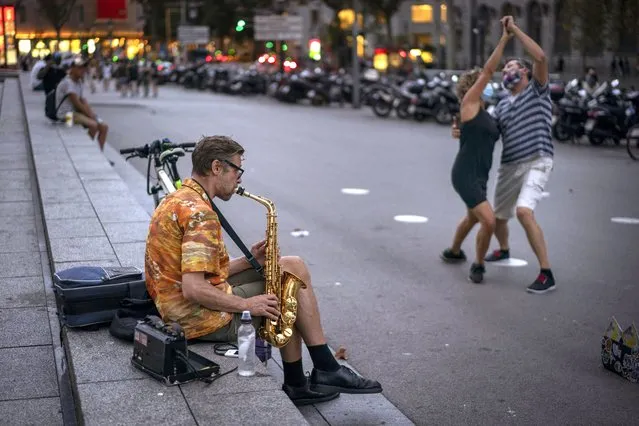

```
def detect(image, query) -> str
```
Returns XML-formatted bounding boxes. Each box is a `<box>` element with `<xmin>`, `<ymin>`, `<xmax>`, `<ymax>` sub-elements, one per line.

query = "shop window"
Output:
<box><xmin>440</xmin><ymin>4</ymin><xmax>447</xmax><ymax>23</ymax></box>
<box><xmin>412</xmin><ymin>4</ymin><xmax>433</xmax><ymax>23</ymax></box>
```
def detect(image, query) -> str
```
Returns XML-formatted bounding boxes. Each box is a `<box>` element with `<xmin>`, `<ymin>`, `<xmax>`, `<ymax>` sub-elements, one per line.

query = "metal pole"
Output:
<box><xmin>351</xmin><ymin>0</ymin><xmax>361</xmax><ymax>109</ymax></box>
<box><xmin>180</xmin><ymin>0</ymin><xmax>187</xmax><ymax>24</ymax></box>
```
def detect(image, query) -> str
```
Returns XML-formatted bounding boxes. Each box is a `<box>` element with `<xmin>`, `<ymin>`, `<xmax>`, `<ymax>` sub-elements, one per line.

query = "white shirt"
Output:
<box><xmin>55</xmin><ymin>76</ymin><xmax>84</xmax><ymax>119</ymax></box>
<box><xmin>30</xmin><ymin>60</ymin><xmax>46</xmax><ymax>89</ymax></box>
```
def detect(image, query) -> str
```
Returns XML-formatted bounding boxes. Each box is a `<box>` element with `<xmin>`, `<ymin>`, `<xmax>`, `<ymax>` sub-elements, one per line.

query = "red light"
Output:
<box><xmin>4</xmin><ymin>6</ymin><xmax>14</xmax><ymax>22</ymax></box>
<box><xmin>374</xmin><ymin>48</ymin><xmax>387</xmax><ymax>55</ymax></box>
<box><xmin>399</xmin><ymin>50</ymin><xmax>407</xmax><ymax>58</ymax></box>
<box><xmin>206</xmin><ymin>55</ymin><xmax>212</xmax><ymax>62</ymax></box>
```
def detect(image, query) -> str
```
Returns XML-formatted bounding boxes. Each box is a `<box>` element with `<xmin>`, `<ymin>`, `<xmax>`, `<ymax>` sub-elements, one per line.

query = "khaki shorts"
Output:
<box><xmin>494</xmin><ymin>156</ymin><xmax>553</xmax><ymax>220</ymax></box>
<box><xmin>197</xmin><ymin>268</ymin><xmax>265</xmax><ymax>343</ymax></box>
<box><xmin>72</xmin><ymin>112</ymin><xmax>98</xmax><ymax>128</ymax></box>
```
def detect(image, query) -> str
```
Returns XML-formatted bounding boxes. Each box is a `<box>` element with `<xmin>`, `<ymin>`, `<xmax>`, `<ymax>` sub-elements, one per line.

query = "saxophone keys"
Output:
<box><xmin>282</xmin><ymin>328</ymin><xmax>293</xmax><ymax>338</ymax></box>
<box><xmin>283</xmin><ymin>311</ymin><xmax>296</xmax><ymax>324</ymax></box>
<box><xmin>285</xmin><ymin>297</ymin><xmax>298</xmax><ymax>310</ymax></box>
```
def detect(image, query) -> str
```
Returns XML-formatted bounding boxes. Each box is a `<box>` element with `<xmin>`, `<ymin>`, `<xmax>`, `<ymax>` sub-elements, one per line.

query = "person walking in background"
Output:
<box><xmin>441</xmin><ymin>19</ymin><xmax>512</xmax><ymax>284</ymax></box>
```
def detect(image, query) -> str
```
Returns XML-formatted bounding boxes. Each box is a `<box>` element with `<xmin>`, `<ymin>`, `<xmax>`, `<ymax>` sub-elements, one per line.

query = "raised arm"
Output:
<box><xmin>460</xmin><ymin>21</ymin><xmax>512</xmax><ymax>122</ymax></box>
<box><xmin>504</xmin><ymin>16</ymin><xmax>548</xmax><ymax>85</ymax></box>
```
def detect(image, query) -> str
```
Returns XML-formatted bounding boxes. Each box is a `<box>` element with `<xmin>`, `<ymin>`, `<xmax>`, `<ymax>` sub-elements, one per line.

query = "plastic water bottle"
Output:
<box><xmin>64</xmin><ymin>111</ymin><xmax>73</xmax><ymax>127</ymax></box>
<box><xmin>237</xmin><ymin>311</ymin><xmax>256</xmax><ymax>377</ymax></box>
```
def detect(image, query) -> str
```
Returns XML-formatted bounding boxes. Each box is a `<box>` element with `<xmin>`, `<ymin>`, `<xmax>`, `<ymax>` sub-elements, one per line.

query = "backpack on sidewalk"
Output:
<box><xmin>109</xmin><ymin>297</ymin><xmax>159</xmax><ymax>342</ymax></box>
<box><xmin>53</xmin><ymin>266</ymin><xmax>147</xmax><ymax>328</ymax></box>
<box><xmin>45</xmin><ymin>89</ymin><xmax>67</xmax><ymax>121</ymax></box>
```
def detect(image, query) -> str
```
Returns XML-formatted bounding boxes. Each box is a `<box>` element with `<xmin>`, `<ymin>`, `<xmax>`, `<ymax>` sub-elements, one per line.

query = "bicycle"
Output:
<box><xmin>627</xmin><ymin>124</ymin><xmax>639</xmax><ymax>161</ymax></box>
<box><xmin>120</xmin><ymin>138</ymin><xmax>196</xmax><ymax>207</ymax></box>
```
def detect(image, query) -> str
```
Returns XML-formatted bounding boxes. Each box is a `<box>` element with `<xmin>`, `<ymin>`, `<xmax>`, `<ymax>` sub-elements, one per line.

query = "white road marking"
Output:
<box><xmin>611</xmin><ymin>217</ymin><xmax>639</xmax><ymax>225</ymax></box>
<box><xmin>394</xmin><ymin>215</ymin><xmax>429</xmax><ymax>223</ymax></box>
<box><xmin>341</xmin><ymin>188</ymin><xmax>370</xmax><ymax>195</ymax></box>
<box><xmin>491</xmin><ymin>258</ymin><xmax>528</xmax><ymax>267</ymax></box>
<box><xmin>290</xmin><ymin>229</ymin><xmax>310</xmax><ymax>237</ymax></box>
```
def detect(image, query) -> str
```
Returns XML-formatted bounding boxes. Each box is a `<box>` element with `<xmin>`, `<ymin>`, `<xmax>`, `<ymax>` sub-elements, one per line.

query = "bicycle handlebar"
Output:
<box><xmin>119</xmin><ymin>139</ymin><xmax>196</xmax><ymax>158</ymax></box>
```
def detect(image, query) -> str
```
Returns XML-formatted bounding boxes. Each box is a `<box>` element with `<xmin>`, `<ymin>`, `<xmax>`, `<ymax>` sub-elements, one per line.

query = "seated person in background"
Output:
<box><xmin>30</xmin><ymin>56</ymin><xmax>46</xmax><ymax>91</ymax></box>
<box><xmin>145</xmin><ymin>135</ymin><xmax>383</xmax><ymax>406</ymax></box>
<box><xmin>37</xmin><ymin>54</ymin><xmax>66</xmax><ymax>95</ymax></box>
<box><xmin>56</xmin><ymin>57</ymin><xmax>109</xmax><ymax>151</ymax></box>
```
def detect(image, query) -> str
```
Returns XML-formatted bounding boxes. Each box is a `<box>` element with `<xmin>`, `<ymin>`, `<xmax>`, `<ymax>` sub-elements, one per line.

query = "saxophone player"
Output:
<box><xmin>145</xmin><ymin>135</ymin><xmax>382</xmax><ymax>406</ymax></box>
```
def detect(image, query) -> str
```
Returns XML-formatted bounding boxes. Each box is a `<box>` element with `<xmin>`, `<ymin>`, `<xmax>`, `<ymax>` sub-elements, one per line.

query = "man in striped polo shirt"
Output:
<box><xmin>484</xmin><ymin>16</ymin><xmax>555</xmax><ymax>294</ymax></box>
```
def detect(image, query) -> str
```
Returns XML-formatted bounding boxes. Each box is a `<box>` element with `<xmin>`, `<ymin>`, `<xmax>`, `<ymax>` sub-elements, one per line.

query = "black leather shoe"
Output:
<box><xmin>282</xmin><ymin>378</ymin><xmax>340</xmax><ymax>406</ymax></box>
<box><xmin>310</xmin><ymin>365</ymin><xmax>383</xmax><ymax>394</ymax></box>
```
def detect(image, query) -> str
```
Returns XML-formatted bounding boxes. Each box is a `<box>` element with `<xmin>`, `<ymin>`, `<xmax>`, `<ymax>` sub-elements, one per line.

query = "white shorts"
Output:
<box><xmin>494</xmin><ymin>156</ymin><xmax>553</xmax><ymax>220</ymax></box>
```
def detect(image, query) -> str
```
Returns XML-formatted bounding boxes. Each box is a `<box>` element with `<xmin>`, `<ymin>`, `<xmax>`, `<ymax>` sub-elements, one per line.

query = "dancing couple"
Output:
<box><xmin>442</xmin><ymin>16</ymin><xmax>556</xmax><ymax>294</ymax></box>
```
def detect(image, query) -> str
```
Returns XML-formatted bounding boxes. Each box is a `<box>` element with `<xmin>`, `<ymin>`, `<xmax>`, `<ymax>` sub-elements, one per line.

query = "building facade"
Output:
<box><xmin>293</xmin><ymin>0</ymin><xmax>637</xmax><ymax>76</ymax></box>
<box><xmin>0</xmin><ymin>0</ymin><xmax>145</xmax><ymax>64</ymax></box>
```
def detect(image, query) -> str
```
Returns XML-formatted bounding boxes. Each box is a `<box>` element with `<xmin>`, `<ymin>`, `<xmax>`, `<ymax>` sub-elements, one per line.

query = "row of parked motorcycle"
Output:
<box><xmin>167</xmin><ymin>61</ymin><xmax>639</xmax><ymax>155</ymax></box>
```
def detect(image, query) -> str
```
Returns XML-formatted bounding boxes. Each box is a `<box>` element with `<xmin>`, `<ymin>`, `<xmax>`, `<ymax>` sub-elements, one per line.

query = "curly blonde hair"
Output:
<box><xmin>455</xmin><ymin>67</ymin><xmax>482</xmax><ymax>101</ymax></box>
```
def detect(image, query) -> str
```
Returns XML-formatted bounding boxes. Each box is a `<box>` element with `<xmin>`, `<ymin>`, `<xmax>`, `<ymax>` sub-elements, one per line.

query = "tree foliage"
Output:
<box><xmin>35</xmin><ymin>0</ymin><xmax>77</xmax><ymax>38</ymax></box>
<box><xmin>361</xmin><ymin>0</ymin><xmax>405</xmax><ymax>44</ymax></box>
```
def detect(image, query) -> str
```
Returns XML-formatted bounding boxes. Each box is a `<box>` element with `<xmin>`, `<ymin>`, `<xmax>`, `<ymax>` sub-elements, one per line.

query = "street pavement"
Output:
<box><xmin>89</xmin><ymin>85</ymin><xmax>639</xmax><ymax>425</ymax></box>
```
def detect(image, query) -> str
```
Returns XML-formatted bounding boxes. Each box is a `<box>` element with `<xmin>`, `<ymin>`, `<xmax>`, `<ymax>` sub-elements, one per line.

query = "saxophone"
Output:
<box><xmin>235</xmin><ymin>186</ymin><xmax>307</xmax><ymax>348</ymax></box>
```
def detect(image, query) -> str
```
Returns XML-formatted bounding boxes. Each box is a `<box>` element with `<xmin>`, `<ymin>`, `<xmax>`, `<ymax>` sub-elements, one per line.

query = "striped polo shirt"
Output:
<box><xmin>493</xmin><ymin>79</ymin><xmax>554</xmax><ymax>164</ymax></box>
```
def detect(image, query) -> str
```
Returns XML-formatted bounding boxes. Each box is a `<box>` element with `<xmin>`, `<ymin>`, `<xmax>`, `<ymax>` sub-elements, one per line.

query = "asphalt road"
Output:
<box><xmin>90</xmin><ymin>86</ymin><xmax>639</xmax><ymax>425</ymax></box>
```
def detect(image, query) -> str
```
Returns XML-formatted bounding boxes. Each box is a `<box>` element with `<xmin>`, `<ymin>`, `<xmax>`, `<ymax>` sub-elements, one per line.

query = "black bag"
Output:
<box><xmin>53</xmin><ymin>266</ymin><xmax>147</xmax><ymax>328</ymax></box>
<box><xmin>45</xmin><ymin>89</ymin><xmax>67</xmax><ymax>121</ymax></box>
<box><xmin>109</xmin><ymin>297</ymin><xmax>160</xmax><ymax>342</ymax></box>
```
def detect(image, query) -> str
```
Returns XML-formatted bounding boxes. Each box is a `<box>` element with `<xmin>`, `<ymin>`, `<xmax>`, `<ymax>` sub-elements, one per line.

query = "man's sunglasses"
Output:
<box><xmin>219</xmin><ymin>159</ymin><xmax>244</xmax><ymax>178</ymax></box>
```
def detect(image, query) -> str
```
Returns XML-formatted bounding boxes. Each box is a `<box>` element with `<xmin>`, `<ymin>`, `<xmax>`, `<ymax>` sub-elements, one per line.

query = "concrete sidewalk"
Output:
<box><xmin>0</xmin><ymin>76</ymin><xmax>71</xmax><ymax>424</ymax></box>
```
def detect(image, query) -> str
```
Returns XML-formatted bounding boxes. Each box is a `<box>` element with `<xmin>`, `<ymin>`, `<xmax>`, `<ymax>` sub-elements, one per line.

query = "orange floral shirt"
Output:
<box><xmin>145</xmin><ymin>178</ymin><xmax>232</xmax><ymax>339</ymax></box>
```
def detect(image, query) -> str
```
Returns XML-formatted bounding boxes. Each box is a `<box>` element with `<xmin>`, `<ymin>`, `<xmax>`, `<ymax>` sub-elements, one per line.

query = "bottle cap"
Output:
<box><xmin>241</xmin><ymin>311</ymin><xmax>252</xmax><ymax>323</ymax></box>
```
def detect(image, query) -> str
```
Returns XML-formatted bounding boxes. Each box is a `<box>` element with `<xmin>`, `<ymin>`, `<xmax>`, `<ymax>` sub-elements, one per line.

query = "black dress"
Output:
<box><xmin>451</xmin><ymin>108</ymin><xmax>500</xmax><ymax>209</ymax></box>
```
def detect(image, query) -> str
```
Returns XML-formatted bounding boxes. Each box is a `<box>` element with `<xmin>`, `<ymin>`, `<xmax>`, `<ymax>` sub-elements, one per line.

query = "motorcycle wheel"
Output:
<box><xmin>311</xmin><ymin>94</ymin><xmax>327</xmax><ymax>106</ymax></box>
<box><xmin>434</xmin><ymin>105</ymin><xmax>453</xmax><ymax>125</ymax></box>
<box><xmin>627</xmin><ymin>129</ymin><xmax>639</xmax><ymax>161</ymax></box>
<box><xmin>552</xmin><ymin>123</ymin><xmax>571</xmax><ymax>142</ymax></box>
<box><xmin>414</xmin><ymin>111</ymin><xmax>428</xmax><ymax>122</ymax></box>
<box><xmin>396</xmin><ymin>102</ymin><xmax>411</xmax><ymax>119</ymax></box>
<box><xmin>373</xmin><ymin>99</ymin><xmax>392</xmax><ymax>118</ymax></box>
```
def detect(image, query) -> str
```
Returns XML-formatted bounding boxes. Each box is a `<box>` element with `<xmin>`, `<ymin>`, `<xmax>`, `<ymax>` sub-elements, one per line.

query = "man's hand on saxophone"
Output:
<box><xmin>249</xmin><ymin>238</ymin><xmax>268</xmax><ymax>266</ymax></box>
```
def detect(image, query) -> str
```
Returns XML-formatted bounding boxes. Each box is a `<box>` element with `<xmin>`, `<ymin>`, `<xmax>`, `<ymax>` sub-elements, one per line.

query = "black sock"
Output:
<box><xmin>501</xmin><ymin>248</ymin><xmax>510</xmax><ymax>254</ymax></box>
<box><xmin>541</xmin><ymin>268</ymin><xmax>553</xmax><ymax>278</ymax></box>
<box><xmin>283</xmin><ymin>359</ymin><xmax>306</xmax><ymax>387</ymax></box>
<box><xmin>307</xmin><ymin>344</ymin><xmax>340</xmax><ymax>372</ymax></box>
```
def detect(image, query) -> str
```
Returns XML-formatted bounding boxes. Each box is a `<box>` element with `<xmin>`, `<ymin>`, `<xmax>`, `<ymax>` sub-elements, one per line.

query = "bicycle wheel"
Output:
<box><xmin>627</xmin><ymin>125</ymin><xmax>639</xmax><ymax>161</ymax></box>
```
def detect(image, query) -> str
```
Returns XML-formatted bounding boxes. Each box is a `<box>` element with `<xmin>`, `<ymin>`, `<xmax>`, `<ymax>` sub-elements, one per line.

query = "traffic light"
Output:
<box><xmin>236</xmin><ymin>19</ymin><xmax>246</xmax><ymax>32</ymax></box>
<box><xmin>265</xmin><ymin>41</ymin><xmax>274</xmax><ymax>49</ymax></box>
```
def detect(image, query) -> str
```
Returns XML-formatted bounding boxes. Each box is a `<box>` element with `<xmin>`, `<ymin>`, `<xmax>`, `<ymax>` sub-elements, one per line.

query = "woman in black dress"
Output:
<box><xmin>440</xmin><ymin>18</ymin><xmax>513</xmax><ymax>284</ymax></box>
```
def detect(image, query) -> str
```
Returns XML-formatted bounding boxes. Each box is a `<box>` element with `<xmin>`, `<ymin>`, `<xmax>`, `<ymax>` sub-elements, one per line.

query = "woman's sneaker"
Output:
<box><xmin>485</xmin><ymin>249</ymin><xmax>510</xmax><ymax>262</ymax></box>
<box><xmin>440</xmin><ymin>248</ymin><xmax>467</xmax><ymax>263</ymax></box>
<box><xmin>469</xmin><ymin>263</ymin><xmax>485</xmax><ymax>283</ymax></box>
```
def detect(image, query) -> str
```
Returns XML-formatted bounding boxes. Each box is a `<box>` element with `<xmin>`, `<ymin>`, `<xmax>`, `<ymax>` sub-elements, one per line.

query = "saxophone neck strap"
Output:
<box><xmin>209</xmin><ymin>200</ymin><xmax>264</xmax><ymax>276</ymax></box>
<box><xmin>183</xmin><ymin>181</ymin><xmax>263</xmax><ymax>276</ymax></box>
